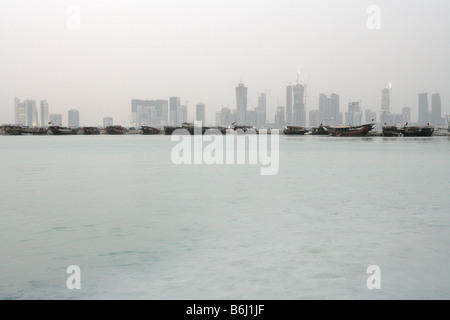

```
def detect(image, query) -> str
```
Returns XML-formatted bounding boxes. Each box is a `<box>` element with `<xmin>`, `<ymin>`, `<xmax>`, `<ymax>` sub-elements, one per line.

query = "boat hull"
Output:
<box><xmin>142</xmin><ymin>126</ymin><xmax>162</xmax><ymax>135</ymax></box>
<box><xmin>382</xmin><ymin>126</ymin><xmax>401</xmax><ymax>137</ymax></box>
<box><xmin>82</xmin><ymin>127</ymin><xmax>100</xmax><ymax>135</ymax></box>
<box><xmin>284</xmin><ymin>126</ymin><xmax>308</xmax><ymax>135</ymax></box>
<box><xmin>164</xmin><ymin>126</ymin><xmax>180</xmax><ymax>135</ymax></box>
<box><xmin>49</xmin><ymin>126</ymin><xmax>79</xmax><ymax>135</ymax></box>
<box><xmin>105</xmin><ymin>126</ymin><xmax>126</xmax><ymax>135</ymax></box>
<box><xmin>310</xmin><ymin>126</ymin><xmax>330</xmax><ymax>136</ymax></box>
<box><xmin>328</xmin><ymin>124</ymin><xmax>374</xmax><ymax>137</ymax></box>
<box><xmin>1</xmin><ymin>125</ymin><xmax>23</xmax><ymax>135</ymax></box>
<box><xmin>401</xmin><ymin>127</ymin><xmax>434</xmax><ymax>137</ymax></box>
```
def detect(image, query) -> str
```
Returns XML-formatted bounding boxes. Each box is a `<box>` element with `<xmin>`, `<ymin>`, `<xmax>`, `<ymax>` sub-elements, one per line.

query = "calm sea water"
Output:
<box><xmin>0</xmin><ymin>135</ymin><xmax>449</xmax><ymax>300</ymax></box>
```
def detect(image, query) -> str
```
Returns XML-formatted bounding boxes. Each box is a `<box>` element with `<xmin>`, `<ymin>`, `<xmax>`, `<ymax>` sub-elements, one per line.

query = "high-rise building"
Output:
<box><xmin>40</xmin><ymin>101</ymin><xmax>49</xmax><ymax>127</ymax></box>
<box><xmin>309</xmin><ymin>110</ymin><xmax>321</xmax><ymax>127</ymax></box>
<box><xmin>247</xmin><ymin>110</ymin><xmax>257</xmax><ymax>127</ymax></box>
<box><xmin>255</xmin><ymin>109</ymin><xmax>266</xmax><ymax>128</ymax></box>
<box><xmin>14</xmin><ymin>97</ymin><xmax>26</xmax><ymax>126</ymax></box>
<box><xmin>216</xmin><ymin>107</ymin><xmax>233</xmax><ymax>127</ymax></box>
<box><xmin>365</xmin><ymin>110</ymin><xmax>377</xmax><ymax>124</ymax></box>
<box><xmin>103</xmin><ymin>117</ymin><xmax>113</xmax><ymax>128</ymax></box>
<box><xmin>392</xmin><ymin>114</ymin><xmax>403</xmax><ymax>125</ymax></box>
<box><xmin>402</xmin><ymin>107</ymin><xmax>411</xmax><ymax>124</ymax></box>
<box><xmin>236</xmin><ymin>82</ymin><xmax>248</xmax><ymax>125</ymax></box>
<box><xmin>431</xmin><ymin>93</ymin><xmax>442</xmax><ymax>126</ymax></box>
<box><xmin>346</xmin><ymin>101</ymin><xmax>363</xmax><ymax>126</ymax></box>
<box><xmin>293</xmin><ymin>83</ymin><xmax>305</xmax><ymax>126</ymax></box>
<box><xmin>286</xmin><ymin>86</ymin><xmax>293</xmax><ymax>125</ymax></box>
<box><xmin>178</xmin><ymin>105</ymin><xmax>188</xmax><ymax>124</ymax></box>
<box><xmin>169</xmin><ymin>97</ymin><xmax>180</xmax><ymax>126</ymax></box>
<box><xmin>381</xmin><ymin>87</ymin><xmax>391</xmax><ymax>112</ymax></box>
<box><xmin>328</xmin><ymin>94</ymin><xmax>340</xmax><ymax>125</ymax></box>
<box><xmin>68</xmin><ymin>109</ymin><xmax>79</xmax><ymax>127</ymax></box>
<box><xmin>49</xmin><ymin>114</ymin><xmax>62</xmax><ymax>126</ymax></box>
<box><xmin>317</xmin><ymin>93</ymin><xmax>340</xmax><ymax>125</ymax></box>
<box><xmin>196</xmin><ymin>103</ymin><xmax>206</xmax><ymax>125</ymax></box>
<box><xmin>24</xmin><ymin>100</ymin><xmax>37</xmax><ymax>127</ymax></box>
<box><xmin>380</xmin><ymin>86</ymin><xmax>391</xmax><ymax>125</ymax></box>
<box><xmin>257</xmin><ymin>93</ymin><xmax>267</xmax><ymax>126</ymax></box>
<box><xmin>131</xmin><ymin>99</ymin><xmax>169</xmax><ymax>127</ymax></box>
<box><xmin>275</xmin><ymin>106</ymin><xmax>285</xmax><ymax>127</ymax></box>
<box><xmin>418</xmin><ymin>92</ymin><xmax>429</xmax><ymax>125</ymax></box>
<box><xmin>319</xmin><ymin>94</ymin><xmax>328</xmax><ymax>124</ymax></box>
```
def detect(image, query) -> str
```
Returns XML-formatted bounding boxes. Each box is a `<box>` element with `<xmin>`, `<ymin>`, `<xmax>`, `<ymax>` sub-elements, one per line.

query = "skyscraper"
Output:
<box><xmin>319</xmin><ymin>94</ymin><xmax>328</xmax><ymax>124</ymax></box>
<box><xmin>196</xmin><ymin>103</ymin><xmax>206</xmax><ymax>125</ymax></box>
<box><xmin>275</xmin><ymin>106</ymin><xmax>285</xmax><ymax>127</ymax></box>
<box><xmin>418</xmin><ymin>93</ymin><xmax>429</xmax><ymax>125</ymax></box>
<box><xmin>40</xmin><ymin>101</ymin><xmax>49</xmax><ymax>127</ymax></box>
<box><xmin>24</xmin><ymin>100</ymin><xmax>37</xmax><ymax>127</ymax></box>
<box><xmin>14</xmin><ymin>97</ymin><xmax>26</xmax><ymax>126</ymax></box>
<box><xmin>257</xmin><ymin>93</ymin><xmax>267</xmax><ymax>127</ymax></box>
<box><xmin>328</xmin><ymin>94</ymin><xmax>340</xmax><ymax>125</ymax></box>
<box><xmin>215</xmin><ymin>107</ymin><xmax>232</xmax><ymax>127</ymax></box>
<box><xmin>103</xmin><ymin>117</ymin><xmax>113</xmax><ymax>128</ymax></box>
<box><xmin>236</xmin><ymin>82</ymin><xmax>248</xmax><ymax>125</ymax></box>
<box><xmin>286</xmin><ymin>86</ymin><xmax>293</xmax><ymax>125</ymax></box>
<box><xmin>169</xmin><ymin>97</ymin><xmax>181</xmax><ymax>126</ymax></box>
<box><xmin>318</xmin><ymin>93</ymin><xmax>340</xmax><ymax>125</ymax></box>
<box><xmin>402</xmin><ymin>107</ymin><xmax>411</xmax><ymax>124</ymax></box>
<box><xmin>68</xmin><ymin>109</ymin><xmax>79</xmax><ymax>127</ymax></box>
<box><xmin>309</xmin><ymin>110</ymin><xmax>321</xmax><ymax>127</ymax></box>
<box><xmin>380</xmin><ymin>86</ymin><xmax>391</xmax><ymax>125</ymax></box>
<box><xmin>346</xmin><ymin>101</ymin><xmax>362</xmax><ymax>126</ymax></box>
<box><xmin>49</xmin><ymin>114</ymin><xmax>62</xmax><ymax>126</ymax></box>
<box><xmin>431</xmin><ymin>93</ymin><xmax>442</xmax><ymax>126</ymax></box>
<box><xmin>381</xmin><ymin>87</ymin><xmax>391</xmax><ymax>112</ymax></box>
<box><xmin>365</xmin><ymin>110</ymin><xmax>377</xmax><ymax>124</ymax></box>
<box><xmin>178</xmin><ymin>105</ymin><xmax>188</xmax><ymax>124</ymax></box>
<box><xmin>293</xmin><ymin>83</ymin><xmax>305</xmax><ymax>126</ymax></box>
<box><xmin>131</xmin><ymin>99</ymin><xmax>169</xmax><ymax>127</ymax></box>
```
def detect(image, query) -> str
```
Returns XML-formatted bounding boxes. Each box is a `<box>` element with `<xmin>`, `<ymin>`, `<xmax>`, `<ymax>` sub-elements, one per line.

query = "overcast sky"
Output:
<box><xmin>0</xmin><ymin>0</ymin><xmax>449</xmax><ymax>126</ymax></box>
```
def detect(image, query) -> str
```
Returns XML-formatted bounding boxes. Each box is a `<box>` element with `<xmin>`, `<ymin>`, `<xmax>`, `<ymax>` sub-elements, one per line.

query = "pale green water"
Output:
<box><xmin>0</xmin><ymin>135</ymin><xmax>449</xmax><ymax>299</ymax></box>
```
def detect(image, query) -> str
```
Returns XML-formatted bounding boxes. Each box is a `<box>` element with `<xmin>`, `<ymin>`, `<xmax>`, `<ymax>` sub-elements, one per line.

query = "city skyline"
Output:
<box><xmin>1</xmin><ymin>1</ymin><xmax>449</xmax><ymax>125</ymax></box>
<box><xmin>10</xmin><ymin>84</ymin><xmax>447</xmax><ymax>128</ymax></box>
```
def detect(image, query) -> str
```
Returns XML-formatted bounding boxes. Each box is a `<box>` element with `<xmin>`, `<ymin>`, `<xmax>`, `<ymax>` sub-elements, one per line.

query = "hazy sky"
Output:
<box><xmin>1</xmin><ymin>0</ymin><xmax>449</xmax><ymax>126</ymax></box>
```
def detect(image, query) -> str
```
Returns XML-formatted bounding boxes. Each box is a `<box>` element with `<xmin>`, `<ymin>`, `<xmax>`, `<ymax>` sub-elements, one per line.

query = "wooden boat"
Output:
<box><xmin>49</xmin><ymin>126</ymin><xmax>79</xmax><ymax>135</ymax></box>
<box><xmin>382</xmin><ymin>126</ymin><xmax>401</xmax><ymax>137</ymax></box>
<box><xmin>105</xmin><ymin>125</ymin><xmax>126</xmax><ymax>135</ymax></box>
<box><xmin>284</xmin><ymin>126</ymin><xmax>308</xmax><ymax>135</ymax></box>
<box><xmin>164</xmin><ymin>126</ymin><xmax>181</xmax><ymax>135</ymax></box>
<box><xmin>233</xmin><ymin>125</ymin><xmax>259</xmax><ymax>134</ymax></box>
<box><xmin>127</xmin><ymin>127</ymin><xmax>142</xmax><ymax>135</ymax></box>
<box><xmin>401</xmin><ymin>126</ymin><xmax>434</xmax><ymax>137</ymax></box>
<box><xmin>1</xmin><ymin>125</ymin><xmax>23</xmax><ymax>135</ymax></box>
<box><xmin>182</xmin><ymin>123</ymin><xmax>213</xmax><ymax>135</ymax></box>
<box><xmin>18</xmin><ymin>127</ymin><xmax>49</xmax><ymax>135</ymax></box>
<box><xmin>310</xmin><ymin>125</ymin><xmax>330</xmax><ymax>136</ymax></box>
<box><xmin>82</xmin><ymin>127</ymin><xmax>100</xmax><ymax>135</ymax></box>
<box><xmin>327</xmin><ymin>124</ymin><xmax>374</xmax><ymax>137</ymax></box>
<box><xmin>142</xmin><ymin>126</ymin><xmax>161</xmax><ymax>135</ymax></box>
<box><xmin>211</xmin><ymin>126</ymin><xmax>227</xmax><ymax>135</ymax></box>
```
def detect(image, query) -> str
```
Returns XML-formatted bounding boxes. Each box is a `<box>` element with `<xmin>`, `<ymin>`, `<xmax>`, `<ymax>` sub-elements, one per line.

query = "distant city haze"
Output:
<box><xmin>0</xmin><ymin>0</ymin><xmax>449</xmax><ymax>126</ymax></box>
